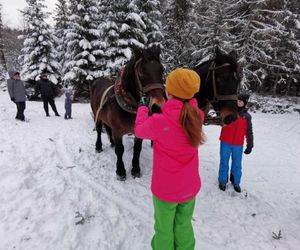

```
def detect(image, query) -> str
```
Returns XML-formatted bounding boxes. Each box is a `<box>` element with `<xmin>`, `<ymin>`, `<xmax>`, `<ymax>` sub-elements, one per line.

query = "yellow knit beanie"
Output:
<box><xmin>166</xmin><ymin>68</ymin><xmax>201</xmax><ymax>99</ymax></box>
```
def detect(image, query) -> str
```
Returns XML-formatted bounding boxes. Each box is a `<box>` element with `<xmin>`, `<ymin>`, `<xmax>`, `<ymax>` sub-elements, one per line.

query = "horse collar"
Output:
<box><xmin>114</xmin><ymin>67</ymin><xmax>138</xmax><ymax>114</ymax></box>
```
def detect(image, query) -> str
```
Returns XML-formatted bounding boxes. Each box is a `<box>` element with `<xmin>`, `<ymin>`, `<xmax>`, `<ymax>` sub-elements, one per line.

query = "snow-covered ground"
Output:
<box><xmin>0</xmin><ymin>90</ymin><xmax>299</xmax><ymax>250</ymax></box>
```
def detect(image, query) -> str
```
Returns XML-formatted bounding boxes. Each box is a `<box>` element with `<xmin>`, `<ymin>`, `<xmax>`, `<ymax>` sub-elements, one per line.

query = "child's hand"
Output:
<box><xmin>138</xmin><ymin>96</ymin><xmax>150</xmax><ymax>107</ymax></box>
<box><xmin>244</xmin><ymin>147</ymin><xmax>252</xmax><ymax>154</ymax></box>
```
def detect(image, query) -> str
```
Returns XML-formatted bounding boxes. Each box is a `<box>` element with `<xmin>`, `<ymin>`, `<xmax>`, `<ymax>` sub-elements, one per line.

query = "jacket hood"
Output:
<box><xmin>8</xmin><ymin>69</ymin><xmax>19</xmax><ymax>79</ymax></box>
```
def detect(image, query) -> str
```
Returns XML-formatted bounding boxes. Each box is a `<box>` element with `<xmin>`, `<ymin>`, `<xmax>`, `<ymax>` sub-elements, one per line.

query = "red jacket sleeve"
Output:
<box><xmin>134</xmin><ymin>106</ymin><xmax>158</xmax><ymax>140</ymax></box>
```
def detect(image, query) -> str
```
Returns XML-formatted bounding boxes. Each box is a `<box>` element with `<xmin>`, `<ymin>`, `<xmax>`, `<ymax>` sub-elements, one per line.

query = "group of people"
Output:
<box><xmin>135</xmin><ymin>68</ymin><xmax>254</xmax><ymax>250</ymax></box>
<box><xmin>7</xmin><ymin>70</ymin><xmax>73</xmax><ymax>121</ymax></box>
<box><xmin>7</xmin><ymin>68</ymin><xmax>254</xmax><ymax>250</ymax></box>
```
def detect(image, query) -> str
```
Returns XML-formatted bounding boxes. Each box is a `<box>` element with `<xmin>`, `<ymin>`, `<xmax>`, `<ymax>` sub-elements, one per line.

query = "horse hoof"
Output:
<box><xmin>96</xmin><ymin>148</ymin><xmax>103</xmax><ymax>153</ymax></box>
<box><xmin>117</xmin><ymin>174</ymin><xmax>126</xmax><ymax>181</ymax></box>
<box><xmin>131</xmin><ymin>170</ymin><xmax>141</xmax><ymax>178</ymax></box>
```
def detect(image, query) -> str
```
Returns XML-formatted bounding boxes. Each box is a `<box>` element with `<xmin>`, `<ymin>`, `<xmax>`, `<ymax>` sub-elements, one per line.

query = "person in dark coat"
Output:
<box><xmin>218</xmin><ymin>93</ymin><xmax>254</xmax><ymax>193</ymax></box>
<box><xmin>35</xmin><ymin>74</ymin><xmax>60</xmax><ymax>117</ymax></box>
<box><xmin>7</xmin><ymin>69</ymin><xmax>27</xmax><ymax>121</ymax></box>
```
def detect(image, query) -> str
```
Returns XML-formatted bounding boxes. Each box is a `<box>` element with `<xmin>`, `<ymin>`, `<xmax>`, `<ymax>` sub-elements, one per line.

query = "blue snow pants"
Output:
<box><xmin>218</xmin><ymin>142</ymin><xmax>243</xmax><ymax>185</ymax></box>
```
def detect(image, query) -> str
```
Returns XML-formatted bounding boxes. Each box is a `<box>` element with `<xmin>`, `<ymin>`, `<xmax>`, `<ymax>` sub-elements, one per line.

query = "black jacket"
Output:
<box><xmin>238</xmin><ymin>108</ymin><xmax>254</xmax><ymax>149</ymax></box>
<box><xmin>36</xmin><ymin>80</ymin><xmax>56</xmax><ymax>98</ymax></box>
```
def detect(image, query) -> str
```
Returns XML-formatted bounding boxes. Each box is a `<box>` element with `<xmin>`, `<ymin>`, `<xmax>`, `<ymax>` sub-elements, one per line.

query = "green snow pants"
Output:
<box><xmin>151</xmin><ymin>195</ymin><xmax>196</xmax><ymax>250</ymax></box>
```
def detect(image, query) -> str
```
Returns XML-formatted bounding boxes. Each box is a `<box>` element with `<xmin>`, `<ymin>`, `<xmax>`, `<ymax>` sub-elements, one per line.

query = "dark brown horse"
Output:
<box><xmin>90</xmin><ymin>47</ymin><xmax>165</xmax><ymax>180</ymax></box>
<box><xmin>193</xmin><ymin>47</ymin><xmax>240</xmax><ymax>125</ymax></box>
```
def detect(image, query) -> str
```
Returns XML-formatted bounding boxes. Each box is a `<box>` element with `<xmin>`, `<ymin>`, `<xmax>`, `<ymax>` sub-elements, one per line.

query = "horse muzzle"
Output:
<box><xmin>149</xmin><ymin>97</ymin><xmax>165</xmax><ymax>114</ymax></box>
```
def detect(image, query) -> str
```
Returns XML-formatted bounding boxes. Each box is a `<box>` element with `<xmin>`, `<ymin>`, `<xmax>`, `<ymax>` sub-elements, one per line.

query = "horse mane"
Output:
<box><xmin>123</xmin><ymin>57</ymin><xmax>136</xmax><ymax>92</ymax></box>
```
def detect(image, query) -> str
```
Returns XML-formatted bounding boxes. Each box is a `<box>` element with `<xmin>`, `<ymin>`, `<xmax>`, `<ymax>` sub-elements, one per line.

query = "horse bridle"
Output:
<box><xmin>206</xmin><ymin>61</ymin><xmax>238</xmax><ymax>103</ymax></box>
<box><xmin>134</xmin><ymin>58</ymin><xmax>164</xmax><ymax>97</ymax></box>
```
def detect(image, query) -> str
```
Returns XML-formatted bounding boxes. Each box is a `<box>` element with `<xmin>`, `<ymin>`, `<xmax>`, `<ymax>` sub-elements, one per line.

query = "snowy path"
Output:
<box><xmin>0</xmin><ymin>91</ymin><xmax>299</xmax><ymax>250</ymax></box>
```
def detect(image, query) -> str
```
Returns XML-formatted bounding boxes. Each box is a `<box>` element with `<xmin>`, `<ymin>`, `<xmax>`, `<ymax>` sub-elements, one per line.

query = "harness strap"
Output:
<box><xmin>143</xmin><ymin>83</ymin><xmax>164</xmax><ymax>93</ymax></box>
<box><xmin>207</xmin><ymin>62</ymin><xmax>238</xmax><ymax>102</ymax></box>
<box><xmin>94</xmin><ymin>84</ymin><xmax>114</xmax><ymax>125</ymax></box>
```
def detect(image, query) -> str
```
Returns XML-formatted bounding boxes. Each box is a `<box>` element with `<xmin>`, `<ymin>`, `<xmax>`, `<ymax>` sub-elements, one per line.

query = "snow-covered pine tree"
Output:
<box><xmin>63</xmin><ymin>0</ymin><xmax>106</xmax><ymax>97</ymax></box>
<box><xmin>192</xmin><ymin>0</ymin><xmax>242</xmax><ymax>65</ymax></box>
<box><xmin>162</xmin><ymin>0</ymin><xmax>199</xmax><ymax>71</ymax></box>
<box><xmin>103</xmin><ymin>0</ymin><xmax>147</xmax><ymax>76</ymax></box>
<box><xmin>275</xmin><ymin>0</ymin><xmax>300</xmax><ymax>95</ymax></box>
<box><xmin>54</xmin><ymin>0</ymin><xmax>69</xmax><ymax>84</ymax></box>
<box><xmin>237</xmin><ymin>0</ymin><xmax>298</xmax><ymax>93</ymax></box>
<box><xmin>136</xmin><ymin>0</ymin><xmax>163</xmax><ymax>48</ymax></box>
<box><xmin>19</xmin><ymin>0</ymin><xmax>60</xmax><ymax>86</ymax></box>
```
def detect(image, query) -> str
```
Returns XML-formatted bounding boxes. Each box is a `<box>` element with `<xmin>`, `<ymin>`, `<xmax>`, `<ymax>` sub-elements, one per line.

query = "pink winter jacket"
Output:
<box><xmin>134</xmin><ymin>98</ymin><xmax>204</xmax><ymax>203</ymax></box>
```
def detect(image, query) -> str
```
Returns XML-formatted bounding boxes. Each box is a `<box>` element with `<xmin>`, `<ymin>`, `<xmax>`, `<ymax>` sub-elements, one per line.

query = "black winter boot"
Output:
<box><xmin>233</xmin><ymin>185</ymin><xmax>241</xmax><ymax>193</ymax></box>
<box><xmin>219</xmin><ymin>184</ymin><xmax>226</xmax><ymax>191</ymax></box>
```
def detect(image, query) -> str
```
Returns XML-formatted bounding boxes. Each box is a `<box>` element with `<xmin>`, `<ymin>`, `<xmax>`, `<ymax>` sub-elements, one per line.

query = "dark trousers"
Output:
<box><xmin>15</xmin><ymin>102</ymin><xmax>26</xmax><ymax>121</ymax></box>
<box><xmin>42</xmin><ymin>96</ymin><xmax>58</xmax><ymax>115</ymax></box>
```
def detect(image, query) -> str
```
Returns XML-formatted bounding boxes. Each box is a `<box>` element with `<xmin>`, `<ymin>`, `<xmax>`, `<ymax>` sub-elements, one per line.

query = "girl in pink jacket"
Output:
<box><xmin>135</xmin><ymin>68</ymin><xmax>205</xmax><ymax>250</ymax></box>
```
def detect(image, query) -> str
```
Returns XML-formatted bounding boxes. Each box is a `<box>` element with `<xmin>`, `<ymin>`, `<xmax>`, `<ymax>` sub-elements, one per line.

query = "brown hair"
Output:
<box><xmin>179</xmin><ymin>101</ymin><xmax>205</xmax><ymax>147</ymax></box>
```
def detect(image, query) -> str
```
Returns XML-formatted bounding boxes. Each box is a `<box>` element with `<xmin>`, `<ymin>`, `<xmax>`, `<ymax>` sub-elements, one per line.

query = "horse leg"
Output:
<box><xmin>131</xmin><ymin>137</ymin><xmax>143</xmax><ymax>178</ymax></box>
<box><xmin>95</xmin><ymin>122</ymin><xmax>103</xmax><ymax>152</ymax></box>
<box><xmin>115</xmin><ymin>137</ymin><xmax>126</xmax><ymax>181</ymax></box>
<box><xmin>104</xmin><ymin>124</ymin><xmax>114</xmax><ymax>147</ymax></box>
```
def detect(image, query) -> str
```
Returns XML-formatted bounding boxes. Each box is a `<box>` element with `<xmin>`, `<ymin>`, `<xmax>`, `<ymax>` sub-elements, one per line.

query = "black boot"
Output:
<box><xmin>55</xmin><ymin>112</ymin><xmax>60</xmax><ymax>117</ymax></box>
<box><xmin>233</xmin><ymin>185</ymin><xmax>241</xmax><ymax>193</ymax></box>
<box><xmin>219</xmin><ymin>184</ymin><xmax>226</xmax><ymax>191</ymax></box>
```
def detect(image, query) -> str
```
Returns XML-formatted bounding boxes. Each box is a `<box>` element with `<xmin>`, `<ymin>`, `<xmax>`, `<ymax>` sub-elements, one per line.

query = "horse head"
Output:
<box><xmin>193</xmin><ymin>47</ymin><xmax>241</xmax><ymax>125</ymax></box>
<box><xmin>123</xmin><ymin>46</ymin><xmax>165</xmax><ymax>113</ymax></box>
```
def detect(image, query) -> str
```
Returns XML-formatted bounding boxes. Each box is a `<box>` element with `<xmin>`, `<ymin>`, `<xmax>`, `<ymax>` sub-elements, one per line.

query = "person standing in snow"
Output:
<box><xmin>35</xmin><ymin>74</ymin><xmax>60</xmax><ymax>117</ymax></box>
<box><xmin>218</xmin><ymin>93</ymin><xmax>254</xmax><ymax>193</ymax></box>
<box><xmin>135</xmin><ymin>68</ymin><xmax>205</xmax><ymax>250</ymax></box>
<box><xmin>63</xmin><ymin>84</ymin><xmax>73</xmax><ymax>119</ymax></box>
<box><xmin>7</xmin><ymin>70</ymin><xmax>27</xmax><ymax>121</ymax></box>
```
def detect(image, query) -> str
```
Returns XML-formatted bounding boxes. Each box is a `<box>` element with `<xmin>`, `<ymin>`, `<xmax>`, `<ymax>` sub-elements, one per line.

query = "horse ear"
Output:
<box><xmin>131</xmin><ymin>46</ymin><xmax>142</xmax><ymax>59</ymax></box>
<box><xmin>143</xmin><ymin>45</ymin><xmax>161</xmax><ymax>61</ymax></box>
<box><xmin>228</xmin><ymin>50</ymin><xmax>238</xmax><ymax>60</ymax></box>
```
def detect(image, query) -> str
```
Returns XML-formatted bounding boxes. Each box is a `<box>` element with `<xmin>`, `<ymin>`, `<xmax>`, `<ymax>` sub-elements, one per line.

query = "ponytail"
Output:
<box><xmin>180</xmin><ymin>102</ymin><xmax>205</xmax><ymax>147</ymax></box>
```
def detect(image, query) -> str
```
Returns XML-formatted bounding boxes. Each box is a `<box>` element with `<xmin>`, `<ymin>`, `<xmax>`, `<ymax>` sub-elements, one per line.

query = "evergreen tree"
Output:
<box><xmin>54</xmin><ymin>0</ymin><xmax>69</xmax><ymax>83</ymax></box>
<box><xmin>192</xmin><ymin>0</ymin><xmax>243</xmax><ymax>65</ymax></box>
<box><xmin>162</xmin><ymin>0</ymin><xmax>198</xmax><ymax>71</ymax></box>
<box><xmin>276</xmin><ymin>0</ymin><xmax>300</xmax><ymax>95</ymax></box>
<box><xmin>102</xmin><ymin>0</ymin><xmax>147</xmax><ymax>75</ymax></box>
<box><xmin>19</xmin><ymin>0</ymin><xmax>60</xmax><ymax>85</ymax></box>
<box><xmin>238</xmin><ymin>0</ymin><xmax>300</xmax><ymax>93</ymax></box>
<box><xmin>64</xmin><ymin>0</ymin><xmax>106</xmax><ymax>96</ymax></box>
<box><xmin>137</xmin><ymin>0</ymin><xmax>163</xmax><ymax>48</ymax></box>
